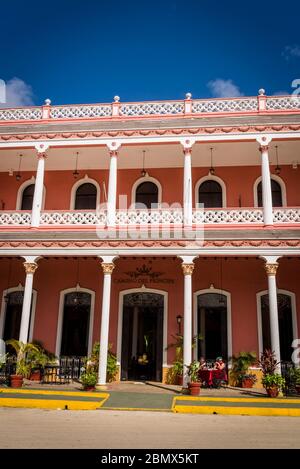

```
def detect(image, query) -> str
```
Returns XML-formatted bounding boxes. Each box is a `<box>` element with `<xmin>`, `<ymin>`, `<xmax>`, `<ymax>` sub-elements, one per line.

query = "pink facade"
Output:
<box><xmin>0</xmin><ymin>92</ymin><xmax>300</xmax><ymax>383</ymax></box>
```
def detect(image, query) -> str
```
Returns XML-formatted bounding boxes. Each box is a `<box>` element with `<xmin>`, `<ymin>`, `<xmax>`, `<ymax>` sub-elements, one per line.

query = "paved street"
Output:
<box><xmin>0</xmin><ymin>408</ymin><xmax>299</xmax><ymax>449</ymax></box>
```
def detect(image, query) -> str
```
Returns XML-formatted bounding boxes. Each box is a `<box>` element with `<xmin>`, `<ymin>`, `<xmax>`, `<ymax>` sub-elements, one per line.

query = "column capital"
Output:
<box><xmin>256</xmin><ymin>135</ymin><xmax>272</xmax><ymax>147</ymax></box>
<box><xmin>23</xmin><ymin>262</ymin><xmax>38</xmax><ymax>274</ymax></box>
<box><xmin>34</xmin><ymin>142</ymin><xmax>49</xmax><ymax>157</ymax></box>
<box><xmin>181</xmin><ymin>263</ymin><xmax>195</xmax><ymax>276</ymax></box>
<box><xmin>107</xmin><ymin>141</ymin><xmax>121</xmax><ymax>156</ymax></box>
<box><xmin>180</xmin><ymin>137</ymin><xmax>195</xmax><ymax>154</ymax></box>
<box><xmin>264</xmin><ymin>262</ymin><xmax>279</xmax><ymax>276</ymax></box>
<box><xmin>101</xmin><ymin>263</ymin><xmax>115</xmax><ymax>275</ymax></box>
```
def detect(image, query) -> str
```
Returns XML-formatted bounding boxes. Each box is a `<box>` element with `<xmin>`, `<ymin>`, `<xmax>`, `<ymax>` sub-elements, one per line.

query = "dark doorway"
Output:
<box><xmin>197</xmin><ymin>293</ymin><xmax>228</xmax><ymax>362</ymax></box>
<box><xmin>3</xmin><ymin>290</ymin><xmax>25</xmax><ymax>341</ymax></box>
<box><xmin>261</xmin><ymin>293</ymin><xmax>294</xmax><ymax>361</ymax></box>
<box><xmin>121</xmin><ymin>292</ymin><xmax>164</xmax><ymax>381</ymax></box>
<box><xmin>75</xmin><ymin>183</ymin><xmax>97</xmax><ymax>209</ymax></box>
<box><xmin>198</xmin><ymin>180</ymin><xmax>222</xmax><ymax>208</ymax></box>
<box><xmin>21</xmin><ymin>184</ymin><xmax>35</xmax><ymax>210</ymax></box>
<box><xmin>257</xmin><ymin>179</ymin><xmax>283</xmax><ymax>207</ymax></box>
<box><xmin>135</xmin><ymin>181</ymin><xmax>159</xmax><ymax>209</ymax></box>
<box><xmin>60</xmin><ymin>292</ymin><xmax>91</xmax><ymax>356</ymax></box>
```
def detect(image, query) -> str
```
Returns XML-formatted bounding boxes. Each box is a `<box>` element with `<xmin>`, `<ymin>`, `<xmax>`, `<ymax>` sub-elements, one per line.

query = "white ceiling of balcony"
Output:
<box><xmin>0</xmin><ymin>140</ymin><xmax>299</xmax><ymax>172</ymax></box>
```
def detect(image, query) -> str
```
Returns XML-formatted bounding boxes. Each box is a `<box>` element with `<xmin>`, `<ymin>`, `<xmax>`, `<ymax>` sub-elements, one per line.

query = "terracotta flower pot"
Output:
<box><xmin>242</xmin><ymin>378</ymin><xmax>254</xmax><ymax>388</ymax></box>
<box><xmin>266</xmin><ymin>386</ymin><xmax>279</xmax><ymax>398</ymax></box>
<box><xmin>29</xmin><ymin>370</ymin><xmax>41</xmax><ymax>382</ymax></box>
<box><xmin>188</xmin><ymin>382</ymin><xmax>201</xmax><ymax>396</ymax></box>
<box><xmin>10</xmin><ymin>375</ymin><xmax>23</xmax><ymax>388</ymax></box>
<box><xmin>83</xmin><ymin>386</ymin><xmax>95</xmax><ymax>392</ymax></box>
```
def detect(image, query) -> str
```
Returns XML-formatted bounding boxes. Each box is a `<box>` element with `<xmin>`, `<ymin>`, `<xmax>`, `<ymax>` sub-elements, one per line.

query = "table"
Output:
<box><xmin>199</xmin><ymin>369</ymin><xmax>227</xmax><ymax>387</ymax></box>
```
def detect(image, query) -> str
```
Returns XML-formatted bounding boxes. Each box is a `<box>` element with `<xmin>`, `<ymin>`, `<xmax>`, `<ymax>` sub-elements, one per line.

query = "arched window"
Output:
<box><xmin>198</xmin><ymin>180</ymin><xmax>222</xmax><ymax>208</ymax></box>
<box><xmin>21</xmin><ymin>184</ymin><xmax>35</xmax><ymax>210</ymax></box>
<box><xmin>75</xmin><ymin>183</ymin><xmax>97</xmax><ymax>210</ymax></box>
<box><xmin>135</xmin><ymin>181</ymin><xmax>159</xmax><ymax>209</ymax></box>
<box><xmin>257</xmin><ymin>179</ymin><xmax>283</xmax><ymax>207</ymax></box>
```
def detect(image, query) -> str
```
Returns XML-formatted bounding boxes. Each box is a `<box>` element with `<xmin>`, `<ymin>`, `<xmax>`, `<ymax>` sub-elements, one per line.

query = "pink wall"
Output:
<box><xmin>0</xmin><ymin>165</ymin><xmax>299</xmax><ymax>211</ymax></box>
<box><xmin>0</xmin><ymin>256</ymin><xmax>299</xmax><ymax>363</ymax></box>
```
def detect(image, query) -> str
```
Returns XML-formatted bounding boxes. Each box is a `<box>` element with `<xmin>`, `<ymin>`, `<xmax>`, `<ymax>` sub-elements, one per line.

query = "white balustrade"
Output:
<box><xmin>192</xmin><ymin>98</ymin><xmax>258</xmax><ymax>114</ymax></box>
<box><xmin>120</xmin><ymin>101</ymin><xmax>184</xmax><ymax>116</ymax></box>
<box><xmin>0</xmin><ymin>107</ymin><xmax>42</xmax><ymax>121</ymax></box>
<box><xmin>50</xmin><ymin>105</ymin><xmax>112</xmax><ymax>119</ymax></box>
<box><xmin>1</xmin><ymin>208</ymin><xmax>300</xmax><ymax>227</ymax></box>
<box><xmin>266</xmin><ymin>96</ymin><xmax>300</xmax><ymax>111</ymax></box>
<box><xmin>273</xmin><ymin>208</ymin><xmax>300</xmax><ymax>223</ymax></box>
<box><xmin>40</xmin><ymin>211</ymin><xmax>107</xmax><ymax>225</ymax></box>
<box><xmin>0</xmin><ymin>211</ymin><xmax>31</xmax><ymax>225</ymax></box>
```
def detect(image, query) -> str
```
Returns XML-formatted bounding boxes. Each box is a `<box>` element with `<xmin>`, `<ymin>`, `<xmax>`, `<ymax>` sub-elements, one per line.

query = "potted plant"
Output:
<box><xmin>80</xmin><ymin>371</ymin><xmax>97</xmax><ymax>391</ymax></box>
<box><xmin>187</xmin><ymin>360</ymin><xmax>202</xmax><ymax>396</ymax></box>
<box><xmin>82</xmin><ymin>342</ymin><xmax>118</xmax><ymax>384</ymax></box>
<box><xmin>6</xmin><ymin>339</ymin><xmax>40</xmax><ymax>388</ymax></box>
<box><xmin>230</xmin><ymin>351</ymin><xmax>257</xmax><ymax>387</ymax></box>
<box><xmin>26</xmin><ymin>346</ymin><xmax>49</xmax><ymax>381</ymax></box>
<box><xmin>287</xmin><ymin>367</ymin><xmax>300</xmax><ymax>395</ymax></box>
<box><xmin>262</xmin><ymin>373</ymin><xmax>285</xmax><ymax>397</ymax></box>
<box><xmin>166</xmin><ymin>333</ymin><xmax>201</xmax><ymax>386</ymax></box>
<box><xmin>240</xmin><ymin>373</ymin><xmax>257</xmax><ymax>388</ymax></box>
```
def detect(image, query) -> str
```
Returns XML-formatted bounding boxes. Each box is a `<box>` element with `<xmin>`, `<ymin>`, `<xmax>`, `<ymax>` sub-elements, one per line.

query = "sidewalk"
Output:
<box><xmin>1</xmin><ymin>381</ymin><xmax>300</xmax><ymax>416</ymax></box>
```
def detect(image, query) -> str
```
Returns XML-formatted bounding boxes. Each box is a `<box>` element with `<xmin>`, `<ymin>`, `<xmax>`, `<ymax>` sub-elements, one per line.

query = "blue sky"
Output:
<box><xmin>1</xmin><ymin>0</ymin><xmax>300</xmax><ymax>106</ymax></box>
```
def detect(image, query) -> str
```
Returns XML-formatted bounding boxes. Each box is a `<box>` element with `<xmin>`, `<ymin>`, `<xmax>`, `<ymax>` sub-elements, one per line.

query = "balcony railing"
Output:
<box><xmin>0</xmin><ymin>94</ymin><xmax>300</xmax><ymax>123</ymax></box>
<box><xmin>1</xmin><ymin>207</ymin><xmax>300</xmax><ymax>228</ymax></box>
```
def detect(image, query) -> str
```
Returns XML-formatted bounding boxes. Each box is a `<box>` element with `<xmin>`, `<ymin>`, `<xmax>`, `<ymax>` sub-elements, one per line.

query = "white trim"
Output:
<box><xmin>0</xmin><ymin>285</ymin><xmax>37</xmax><ymax>342</ymax></box>
<box><xmin>131</xmin><ymin>176</ymin><xmax>162</xmax><ymax>207</ymax></box>
<box><xmin>193</xmin><ymin>288</ymin><xmax>232</xmax><ymax>362</ymax></box>
<box><xmin>55</xmin><ymin>286</ymin><xmax>95</xmax><ymax>357</ymax></box>
<box><xmin>253</xmin><ymin>174</ymin><xmax>287</xmax><ymax>207</ymax></box>
<box><xmin>195</xmin><ymin>175</ymin><xmax>227</xmax><ymax>208</ymax></box>
<box><xmin>16</xmin><ymin>177</ymin><xmax>46</xmax><ymax>210</ymax></box>
<box><xmin>116</xmin><ymin>287</ymin><xmax>168</xmax><ymax>371</ymax></box>
<box><xmin>256</xmin><ymin>289</ymin><xmax>298</xmax><ymax>357</ymax></box>
<box><xmin>70</xmin><ymin>175</ymin><xmax>101</xmax><ymax>209</ymax></box>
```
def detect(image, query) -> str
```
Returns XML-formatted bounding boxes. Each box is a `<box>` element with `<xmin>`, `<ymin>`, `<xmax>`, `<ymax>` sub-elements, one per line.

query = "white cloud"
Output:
<box><xmin>0</xmin><ymin>77</ymin><xmax>34</xmax><ymax>108</ymax></box>
<box><xmin>282</xmin><ymin>45</ymin><xmax>300</xmax><ymax>61</ymax></box>
<box><xmin>207</xmin><ymin>79</ymin><xmax>243</xmax><ymax>98</ymax></box>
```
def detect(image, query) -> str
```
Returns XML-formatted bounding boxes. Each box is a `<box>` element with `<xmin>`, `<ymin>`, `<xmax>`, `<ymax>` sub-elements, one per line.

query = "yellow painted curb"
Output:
<box><xmin>0</xmin><ymin>397</ymin><xmax>109</xmax><ymax>410</ymax></box>
<box><xmin>0</xmin><ymin>388</ymin><xmax>107</xmax><ymax>398</ymax></box>
<box><xmin>173</xmin><ymin>396</ymin><xmax>300</xmax><ymax>404</ymax></box>
<box><xmin>173</xmin><ymin>404</ymin><xmax>300</xmax><ymax>417</ymax></box>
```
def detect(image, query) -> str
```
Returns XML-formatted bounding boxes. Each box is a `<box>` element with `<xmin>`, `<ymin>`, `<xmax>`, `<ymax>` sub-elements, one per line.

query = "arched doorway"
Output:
<box><xmin>135</xmin><ymin>181</ymin><xmax>159</xmax><ymax>209</ymax></box>
<box><xmin>257</xmin><ymin>179</ymin><xmax>283</xmax><ymax>207</ymax></box>
<box><xmin>0</xmin><ymin>287</ymin><xmax>36</xmax><ymax>343</ymax></box>
<box><xmin>21</xmin><ymin>184</ymin><xmax>35</xmax><ymax>210</ymax></box>
<box><xmin>74</xmin><ymin>183</ymin><xmax>97</xmax><ymax>209</ymax></box>
<box><xmin>198</xmin><ymin>180</ymin><xmax>223</xmax><ymax>208</ymax></box>
<box><xmin>58</xmin><ymin>290</ymin><xmax>93</xmax><ymax>357</ymax></box>
<box><xmin>258</xmin><ymin>291</ymin><xmax>296</xmax><ymax>361</ymax></box>
<box><xmin>119</xmin><ymin>290</ymin><xmax>166</xmax><ymax>381</ymax></box>
<box><xmin>195</xmin><ymin>291</ymin><xmax>231</xmax><ymax>363</ymax></box>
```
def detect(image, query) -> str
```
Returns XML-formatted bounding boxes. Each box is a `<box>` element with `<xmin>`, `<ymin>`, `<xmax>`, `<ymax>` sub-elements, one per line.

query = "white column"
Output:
<box><xmin>31</xmin><ymin>151</ymin><xmax>46</xmax><ymax>228</ymax></box>
<box><xmin>98</xmin><ymin>260</ymin><xmax>115</xmax><ymax>386</ymax></box>
<box><xmin>107</xmin><ymin>143</ymin><xmax>120</xmax><ymax>226</ymax></box>
<box><xmin>265</xmin><ymin>261</ymin><xmax>281</xmax><ymax>371</ymax></box>
<box><xmin>183</xmin><ymin>147</ymin><xmax>193</xmax><ymax>226</ymax></box>
<box><xmin>179</xmin><ymin>255</ymin><xmax>197</xmax><ymax>388</ymax></box>
<box><xmin>19</xmin><ymin>259</ymin><xmax>38</xmax><ymax>343</ymax></box>
<box><xmin>259</xmin><ymin>143</ymin><xmax>273</xmax><ymax>226</ymax></box>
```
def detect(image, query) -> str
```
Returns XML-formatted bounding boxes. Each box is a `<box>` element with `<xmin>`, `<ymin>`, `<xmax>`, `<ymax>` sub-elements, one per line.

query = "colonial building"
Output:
<box><xmin>0</xmin><ymin>90</ymin><xmax>299</xmax><ymax>386</ymax></box>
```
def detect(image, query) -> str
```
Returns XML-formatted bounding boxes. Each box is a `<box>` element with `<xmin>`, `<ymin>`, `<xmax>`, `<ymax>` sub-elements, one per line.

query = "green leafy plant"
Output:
<box><xmin>80</xmin><ymin>371</ymin><xmax>97</xmax><ymax>388</ymax></box>
<box><xmin>186</xmin><ymin>360</ymin><xmax>201</xmax><ymax>383</ymax></box>
<box><xmin>287</xmin><ymin>367</ymin><xmax>300</xmax><ymax>386</ymax></box>
<box><xmin>6</xmin><ymin>339</ymin><xmax>40</xmax><ymax>378</ymax></box>
<box><xmin>230</xmin><ymin>351</ymin><xmax>257</xmax><ymax>386</ymax></box>
<box><xmin>84</xmin><ymin>342</ymin><xmax>118</xmax><ymax>383</ymax></box>
<box><xmin>262</xmin><ymin>373</ymin><xmax>285</xmax><ymax>391</ymax></box>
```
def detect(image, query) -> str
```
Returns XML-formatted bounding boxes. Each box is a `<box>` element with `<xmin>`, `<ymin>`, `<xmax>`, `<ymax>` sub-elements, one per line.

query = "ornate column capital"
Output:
<box><xmin>264</xmin><ymin>262</ymin><xmax>279</xmax><ymax>276</ymax></box>
<box><xmin>34</xmin><ymin>142</ymin><xmax>49</xmax><ymax>157</ymax></box>
<box><xmin>180</xmin><ymin>137</ymin><xmax>195</xmax><ymax>155</ymax></box>
<box><xmin>23</xmin><ymin>262</ymin><xmax>38</xmax><ymax>274</ymax></box>
<box><xmin>181</xmin><ymin>263</ymin><xmax>194</xmax><ymax>276</ymax></box>
<box><xmin>259</xmin><ymin>145</ymin><xmax>269</xmax><ymax>153</ymax></box>
<box><xmin>107</xmin><ymin>141</ymin><xmax>121</xmax><ymax>157</ymax></box>
<box><xmin>101</xmin><ymin>263</ymin><xmax>115</xmax><ymax>275</ymax></box>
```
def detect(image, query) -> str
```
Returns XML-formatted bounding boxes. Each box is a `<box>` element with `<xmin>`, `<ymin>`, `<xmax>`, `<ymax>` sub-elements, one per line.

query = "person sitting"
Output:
<box><xmin>199</xmin><ymin>356</ymin><xmax>207</xmax><ymax>370</ymax></box>
<box><xmin>214</xmin><ymin>356</ymin><xmax>225</xmax><ymax>370</ymax></box>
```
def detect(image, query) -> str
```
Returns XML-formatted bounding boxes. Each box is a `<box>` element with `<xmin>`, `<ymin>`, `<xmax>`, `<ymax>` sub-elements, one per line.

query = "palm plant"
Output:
<box><xmin>6</xmin><ymin>339</ymin><xmax>40</xmax><ymax>377</ymax></box>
